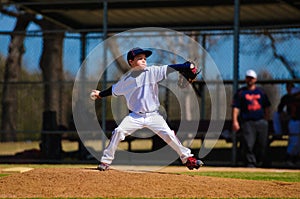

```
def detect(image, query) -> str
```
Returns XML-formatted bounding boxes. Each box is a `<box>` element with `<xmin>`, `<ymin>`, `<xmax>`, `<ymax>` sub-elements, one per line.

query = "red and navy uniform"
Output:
<box><xmin>232</xmin><ymin>86</ymin><xmax>271</xmax><ymax>167</ymax></box>
<box><xmin>232</xmin><ymin>87</ymin><xmax>271</xmax><ymax>121</ymax></box>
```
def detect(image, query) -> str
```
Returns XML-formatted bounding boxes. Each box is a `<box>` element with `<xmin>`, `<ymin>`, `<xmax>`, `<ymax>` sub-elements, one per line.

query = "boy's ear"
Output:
<box><xmin>128</xmin><ymin>59</ymin><xmax>133</xmax><ymax>66</ymax></box>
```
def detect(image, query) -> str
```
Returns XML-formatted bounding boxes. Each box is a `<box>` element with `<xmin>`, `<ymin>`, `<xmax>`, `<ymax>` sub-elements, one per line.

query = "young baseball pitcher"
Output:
<box><xmin>90</xmin><ymin>47</ymin><xmax>203</xmax><ymax>171</ymax></box>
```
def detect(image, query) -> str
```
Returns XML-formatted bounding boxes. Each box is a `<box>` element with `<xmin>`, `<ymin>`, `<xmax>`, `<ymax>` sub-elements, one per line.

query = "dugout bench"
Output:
<box><xmin>42</xmin><ymin>119</ymin><xmax>288</xmax><ymax>162</ymax></box>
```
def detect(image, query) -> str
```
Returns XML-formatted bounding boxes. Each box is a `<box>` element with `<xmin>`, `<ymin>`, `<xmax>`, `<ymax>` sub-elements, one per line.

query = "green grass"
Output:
<box><xmin>1</xmin><ymin>164</ymin><xmax>299</xmax><ymax>183</ymax></box>
<box><xmin>0</xmin><ymin>173</ymin><xmax>9</xmax><ymax>178</ymax></box>
<box><xmin>181</xmin><ymin>171</ymin><xmax>300</xmax><ymax>182</ymax></box>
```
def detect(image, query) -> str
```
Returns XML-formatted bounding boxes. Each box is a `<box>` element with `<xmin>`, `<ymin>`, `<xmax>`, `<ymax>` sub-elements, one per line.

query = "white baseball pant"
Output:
<box><xmin>100</xmin><ymin>112</ymin><xmax>193</xmax><ymax>164</ymax></box>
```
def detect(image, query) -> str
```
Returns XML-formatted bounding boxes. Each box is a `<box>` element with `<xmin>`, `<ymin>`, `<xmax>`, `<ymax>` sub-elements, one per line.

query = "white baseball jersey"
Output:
<box><xmin>112</xmin><ymin>65</ymin><xmax>167</xmax><ymax>113</ymax></box>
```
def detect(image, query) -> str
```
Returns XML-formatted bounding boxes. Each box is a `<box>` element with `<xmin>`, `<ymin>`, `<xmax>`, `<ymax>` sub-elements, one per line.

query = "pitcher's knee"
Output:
<box><xmin>112</xmin><ymin>127</ymin><xmax>127</xmax><ymax>141</ymax></box>
<box><xmin>158</xmin><ymin>130</ymin><xmax>177</xmax><ymax>142</ymax></box>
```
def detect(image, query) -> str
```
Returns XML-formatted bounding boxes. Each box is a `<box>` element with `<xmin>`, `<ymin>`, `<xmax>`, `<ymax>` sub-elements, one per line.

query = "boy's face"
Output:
<box><xmin>129</xmin><ymin>54</ymin><xmax>147</xmax><ymax>70</ymax></box>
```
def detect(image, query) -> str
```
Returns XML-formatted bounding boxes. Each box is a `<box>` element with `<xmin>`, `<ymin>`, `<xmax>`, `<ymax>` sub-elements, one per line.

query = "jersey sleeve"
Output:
<box><xmin>112</xmin><ymin>82</ymin><xmax>123</xmax><ymax>96</ymax></box>
<box><xmin>150</xmin><ymin>65</ymin><xmax>168</xmax><ymax>82</ymax></box>
<box><xmin>111</xmin><ymin>72</ymin><xmax>136</xmax><ymax>96</ymax></box>
<box><xmin>232</xmin><ymin>89</ymin><xmax>242</xmax><ymax>108</ymax></box>
<box><xmin>99</xmin><ymin>86</ymin><xmax>112</xmax><ymax>97</ymax></box>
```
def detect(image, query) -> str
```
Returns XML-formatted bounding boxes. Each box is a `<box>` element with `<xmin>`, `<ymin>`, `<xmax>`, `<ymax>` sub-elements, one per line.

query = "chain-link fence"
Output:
<box><xmin>1</xmin><ymin>28</ymin><xmax>300</xmax><ymax>134</ymax></box>
<box><xmin>0</xmin><ymin>21</ymin><xmax>300</xmax><ymax>164</ymax></box>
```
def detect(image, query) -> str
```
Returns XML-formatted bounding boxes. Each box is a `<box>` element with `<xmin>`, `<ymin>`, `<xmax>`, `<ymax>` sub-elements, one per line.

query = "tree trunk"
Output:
<box><xmin>39</xmin><ymin>21</ymin><xmax>65</xmax><ymax>159</ymax></box>
<box><xmin>1</xmin><ymin>14</ymin><xmax>31</xmax><ymax>142</ymax></box>
<box><xmin>40</xmin><ymin>21</ymin><xmax>66</xmax><ymax>126</ymax></box>
<box><xmin>107</xmin><ymin>38</ymin><xmax>130</xmax><ymax>73</ymax></box>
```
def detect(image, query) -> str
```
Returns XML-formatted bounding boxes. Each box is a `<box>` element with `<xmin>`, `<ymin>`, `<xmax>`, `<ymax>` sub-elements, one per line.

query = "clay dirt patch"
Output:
<box><xmin>0</xmin><ymin>167</ymin><xmax>299</xmax><ymax>198</ymax></box>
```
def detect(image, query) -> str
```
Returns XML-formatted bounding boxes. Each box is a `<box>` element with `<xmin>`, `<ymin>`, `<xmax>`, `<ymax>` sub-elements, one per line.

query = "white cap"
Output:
<box><xmin>245</xmin><ymin>69</ymin><xmax>257</xmax><ymax>78</ymax></box>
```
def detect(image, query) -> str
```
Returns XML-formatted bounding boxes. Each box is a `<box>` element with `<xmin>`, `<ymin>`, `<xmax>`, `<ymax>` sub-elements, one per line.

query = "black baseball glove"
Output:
<box><xmin>178</xmin><ymin>61</ymin><xmax>200</xmax><ymax>88</ymax></box>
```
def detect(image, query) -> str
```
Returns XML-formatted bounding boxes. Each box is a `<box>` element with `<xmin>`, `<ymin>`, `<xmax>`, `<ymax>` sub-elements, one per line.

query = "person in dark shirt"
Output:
<box><xmin>285</xmin><ymin>86</ymin><xmax>300</xmax><ymax>166</ymax></box>
<box><xmin>272</xmin><ymin>82</ymin><xmax>294</xmax><ymax>137</ymax></box>
<box><xmin>232</xmin><ymin>69</ymin><xmax>271</xmax><ymax>168</ymax></box>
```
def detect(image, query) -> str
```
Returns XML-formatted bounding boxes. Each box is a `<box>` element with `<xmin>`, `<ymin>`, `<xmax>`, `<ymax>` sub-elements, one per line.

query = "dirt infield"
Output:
<box><xmin>0</xmin><ymin>166</ymin><xmax>300</xmax><ymax>198</ymax></box>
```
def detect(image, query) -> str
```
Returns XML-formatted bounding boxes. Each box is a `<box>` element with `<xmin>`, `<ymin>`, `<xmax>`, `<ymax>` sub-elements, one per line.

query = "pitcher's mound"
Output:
<box><xmin>0</xmin><ymin>167</ymin><xmax>299</xmax><ymax>198</ymax></box>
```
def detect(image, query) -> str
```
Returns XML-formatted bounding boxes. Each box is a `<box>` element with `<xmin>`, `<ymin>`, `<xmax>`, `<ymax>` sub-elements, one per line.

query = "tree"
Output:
<box><xmin>39</xmin><ymin>20</ymin><xmax>66</xmax><ymax>158</ymax></box>
<box><xmin>1</xmin><ymin>14</ymin><xmax>32</xmax><ymax>142</ymax></box>
<box><xmin>39</xmin><ymin>21</ymin><xmax>66</xmax><ymax>126</ymax></box>
<box><xmin>107</xmin><ymin>38</ymin><xmax>130</xmax><ymax>74</ymax></box>
<box><xmin>266</xmin><ymin>32</ymin><xmax>298</xmax><ymax>79</ymax></box>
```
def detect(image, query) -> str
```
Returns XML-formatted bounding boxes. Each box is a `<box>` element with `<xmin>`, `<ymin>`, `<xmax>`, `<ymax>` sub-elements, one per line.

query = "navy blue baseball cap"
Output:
<box><xmin>127</xmin><ymin>47</ymin><xmax>152</xmax><ymax>64</ymax></box>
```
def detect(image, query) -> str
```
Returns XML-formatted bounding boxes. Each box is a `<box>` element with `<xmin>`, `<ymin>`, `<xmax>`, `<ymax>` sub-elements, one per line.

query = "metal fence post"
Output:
<box><xmin>232</xmin><ymin>0</ymin><xmax>240</xmax><ymax>166</ymax></box>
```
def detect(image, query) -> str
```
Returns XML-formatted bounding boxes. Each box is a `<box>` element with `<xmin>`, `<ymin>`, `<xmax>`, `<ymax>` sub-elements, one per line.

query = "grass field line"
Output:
<box><xmin>1</xmin><ymin>164</ymin><xmax>299</xmax><ymax>173</ymax></box>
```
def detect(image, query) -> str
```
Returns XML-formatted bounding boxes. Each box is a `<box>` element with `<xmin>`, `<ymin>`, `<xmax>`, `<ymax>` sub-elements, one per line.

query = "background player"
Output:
<box><xmin>272</xmin><ymin>82</ymin><xmax>294</xmax><ymax>137</ymax></box>
<box><xmin>285</xmin><ymin>86</ymin><xmax>300</xmax><ymax>166</ymax></box>
<box><xmin>232</xmin><ymin>69</ymin><xmax>271</xmax><ymax>168</ymax></box>
<box><xmin>90</xmin><ymin>47</ymin><xmax>203</xmax><ymax>171</ymax></box>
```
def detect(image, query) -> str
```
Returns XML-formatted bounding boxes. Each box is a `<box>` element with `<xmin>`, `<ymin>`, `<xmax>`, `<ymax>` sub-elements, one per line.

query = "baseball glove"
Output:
<box><xmin>178</xmin><ymin>61</ymin><xmax>200</xmax><ymax>88</ymax></box>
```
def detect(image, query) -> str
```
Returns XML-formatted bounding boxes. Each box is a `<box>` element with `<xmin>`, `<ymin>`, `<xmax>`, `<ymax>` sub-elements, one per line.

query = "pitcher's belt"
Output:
<box><xmin>129</xmin><ymin>109</ymin><xmax>158</xmax><ymax>116</ymax></box>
